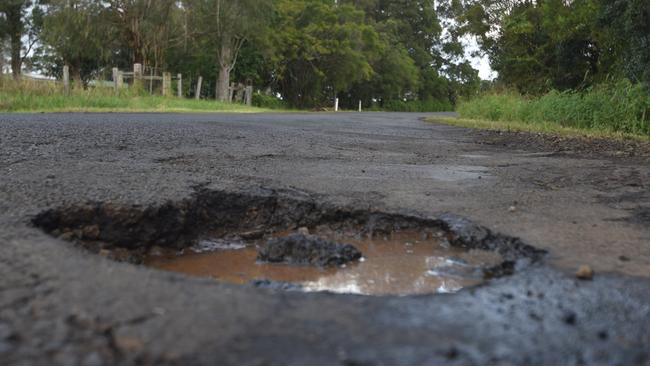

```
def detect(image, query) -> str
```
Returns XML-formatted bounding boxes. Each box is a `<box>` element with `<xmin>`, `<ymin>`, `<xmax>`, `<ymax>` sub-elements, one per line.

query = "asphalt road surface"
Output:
<box><xmin>1</xmin><ymin>112</ymin><xmax>649</xmax><ymax>365</ymax></box>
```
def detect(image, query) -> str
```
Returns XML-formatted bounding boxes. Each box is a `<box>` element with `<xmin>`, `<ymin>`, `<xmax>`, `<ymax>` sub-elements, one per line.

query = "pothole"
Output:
<box><xmin>32</xmin><ymin>187</ymin><xmax>546</xmax><ymax>296</ymax></box>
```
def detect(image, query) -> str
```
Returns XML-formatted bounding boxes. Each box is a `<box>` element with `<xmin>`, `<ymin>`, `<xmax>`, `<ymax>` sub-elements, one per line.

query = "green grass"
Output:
<box><xmin>429</xmin><ymin>116</ymin><xmax>650</xmax><ymax>142</ymax></box>
<box><xmin>453</xmin><ymin>80</ymin><xmax>650</xmax><ymax>138</ymax></box>
<box><xmin>0</xmin><ymin>78</ymin><xmax>277</xmax><ymax>113</ymax></box>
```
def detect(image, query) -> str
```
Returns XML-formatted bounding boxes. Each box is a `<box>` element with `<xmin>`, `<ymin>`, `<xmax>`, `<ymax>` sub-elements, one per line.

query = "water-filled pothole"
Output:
<box><xmin>146</xmin><ymin>229</ymin><xmax>503</xmax><ymax>296</ymax></box>
<box><xmin>32</xmin><ymin>187</ymin><xmax>546</xmax><ymax>296</ymax></box>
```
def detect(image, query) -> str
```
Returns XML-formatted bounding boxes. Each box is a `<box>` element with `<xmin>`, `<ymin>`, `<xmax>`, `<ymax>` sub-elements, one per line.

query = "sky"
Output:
<box><xmin>464</xmin><ymin>36</ymin><xmax>497</xmax><ymax>80</ymax></box>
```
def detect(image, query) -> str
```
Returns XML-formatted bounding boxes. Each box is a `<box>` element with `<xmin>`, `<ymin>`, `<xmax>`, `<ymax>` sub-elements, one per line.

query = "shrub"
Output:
<box><xmin>379</xmin><ymin>99</ymin><xmax>453</xmax><ymax>112</ymax></box>
<box><xmin>458</xmin><ymin>80</ymin><xmax>650</xmax><ymax>136</ymax></box>
<box><xmin>252</xmin><ymin>93</ymin><xmax>287</xmax><ymax>109</ymax></box>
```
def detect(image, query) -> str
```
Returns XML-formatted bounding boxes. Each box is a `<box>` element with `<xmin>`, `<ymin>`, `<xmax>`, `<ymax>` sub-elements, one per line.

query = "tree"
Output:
<box><xmin>447</xmin><ymin>0</ymin><xmax>603</xmax><ymax>93</ymax></box>
<box><xmin>0</xmin><ymin>10</ymin><xmax>6</xmax><ymax>75</ymax></box>
<box><xmin>0</xmin><ymin>0</ymin><xmax>31</xmax><ymax>79</ymax></box>
<box><xmin>37</xmin><ymin>0</ymin><xmax>108</xmax><ymax>87</ymax></box>
<box><xmin>600</xmin><ymin>0</ymin><xmax>650</xmax><ymax>88</ymax></box>
<box><xmin>187</xmin><ymin>0</ymin><xmax>273</xmax><ymax>102</ymax></box>
<box><xmin>272</xmin><ymin>0</ymin><xmax>379</xmax><ymax>108</ymax></box>
<box><xmin>105</xmin><ymin>0</ymin><xmax>179</xmax><ymax>69</ymax></box>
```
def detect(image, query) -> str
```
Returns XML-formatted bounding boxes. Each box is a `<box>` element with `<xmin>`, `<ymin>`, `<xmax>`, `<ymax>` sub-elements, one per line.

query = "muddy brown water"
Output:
<box><xmin>145</xmin><ymin>231</ymin><xmax>503</xmax><ymax>296</ymax></box>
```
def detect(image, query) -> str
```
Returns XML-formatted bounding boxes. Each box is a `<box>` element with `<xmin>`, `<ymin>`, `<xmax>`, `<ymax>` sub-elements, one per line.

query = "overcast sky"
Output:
<box><xmin>464</xmin><ymin>36</ymin><xmax>497</xmax><ymax>80</ymax></box>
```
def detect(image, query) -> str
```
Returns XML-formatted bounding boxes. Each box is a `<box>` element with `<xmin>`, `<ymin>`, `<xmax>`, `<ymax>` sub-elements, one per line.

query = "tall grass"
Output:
<box><xmin>458</xmin><ymin>80</ymin><xmax>650</xmax><ymax>136</ymax></box>
<box><xmin>0</xmin><ymin>76</ymin><xmax>270</xmax><ymax>113</ymax></box>
<box><xmin>367</xmin><ymin>99</ymin><xmax>453</xmax><ymax>112</ymax></box>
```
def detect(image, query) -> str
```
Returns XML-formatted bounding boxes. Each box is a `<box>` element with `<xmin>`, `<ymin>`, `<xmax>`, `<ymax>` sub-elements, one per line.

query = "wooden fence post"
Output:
<box><xmin>228</xmin><ymin>83</ymin><xmax>235</xmax><ymax>103</ymax></box>
<box><xmin>245</xmin><ymin>86</ymin><xmax>253</xmax><ymax>106</ymax></box>
<box><xmin>112</xmin><ymin>68</ymin><xmax>119</xmax><ymax>93</ymax></box>
<box><xmin>63</xmin><ymin>65</ymin><xmax>70</xmax><ymax>96</ymax></box>
<box><xmin>162</xmin><ymin>72</ymin><xmax>172</xmax><ymax>96</ymax></box>
<box><xmin>117</xmin><ymin>71</ymin><xmax>124</xmax><ymax>90</ymax></box>
<box><xmin>177</xmin><ymin>74</ymin><xmax>182</xmax><ymax>97</ymax></box>
<box><xmin>133</xmin><ymin>63</ymin><xmax>143</xmax><ymax>90</ymax></box>
<box><xmin>195</xmin><ymin>76</ymin><xmax>203</xmax><ymax>100</ymax></box>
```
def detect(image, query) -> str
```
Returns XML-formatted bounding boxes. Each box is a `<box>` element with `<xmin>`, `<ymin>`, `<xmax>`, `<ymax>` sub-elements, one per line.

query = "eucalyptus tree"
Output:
<box><xmin>0</xmin><ymin>0</ymin><xmax>32</xmax><ymax>79</ymax></box>
<box><xmin>186</xmin><ymin>0</ymin><xmax>273</xmax><ymax>102</ymax></box>
<box><xmin>272</xmin><ymin>0</ymin><xmax>380</xmax><ymax>108</ymax></box>
<box><xmin>0</xmin><ymin>10</ymin><xmax>6</xmax><ymax>75</ymax></box>
<box><xmin>105</xmin><ymin>0</ymin><xmax>180</xmax><ymax>69</ymax></box>
<box><xmin>37</xmin><ymin>0</ymin><xmax>109</xmax><ymax>86</ymax></box>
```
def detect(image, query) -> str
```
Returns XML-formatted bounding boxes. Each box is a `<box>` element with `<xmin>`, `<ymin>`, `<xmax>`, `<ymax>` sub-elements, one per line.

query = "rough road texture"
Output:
<box><xmin>1</xmin><ymin>112</ymin><xmax>649</xmax><ymax>365</ymax></box>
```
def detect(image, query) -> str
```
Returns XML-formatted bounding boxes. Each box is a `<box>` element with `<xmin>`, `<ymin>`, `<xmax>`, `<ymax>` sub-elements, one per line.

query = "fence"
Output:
<box><xmin>60</xmin><ymin>63</ymin><xmax>253</xmax><ymax>105</ymax></box>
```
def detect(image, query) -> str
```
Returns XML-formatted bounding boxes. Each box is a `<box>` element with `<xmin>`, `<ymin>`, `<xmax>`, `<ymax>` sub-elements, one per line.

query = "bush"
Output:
<box><xmin>252</xmin><ymin>93</ymin><xmax>287</xmax><ymax>109</ymax></box>
<box><xmin>458</xmin><ymin>80</ymin><xmax>650</xmax><ymax>136</ymax></box>
<box><xmin>378</xmin><ymin>99</ymin><xmax>453</xmax><ymax>112</ymax></box>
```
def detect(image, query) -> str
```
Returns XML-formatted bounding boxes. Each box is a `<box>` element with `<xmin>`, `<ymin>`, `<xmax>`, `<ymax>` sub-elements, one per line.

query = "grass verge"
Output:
<box><xmin>449</xmin><ymin>80</ymin><xmax>650</xmax><ymax>139</ymax></box>
<box><xmin>0</xmin><ymin>78</ymin><xmax>280</xmax><ymax>113</ymax></box>
<box><xmin>428</xmin><ymin>116</ymin><xmax>650</xmax><ymax>142</ymax></box>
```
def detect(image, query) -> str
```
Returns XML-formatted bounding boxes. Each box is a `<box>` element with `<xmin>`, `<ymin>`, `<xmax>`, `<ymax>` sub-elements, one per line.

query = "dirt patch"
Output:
<box><xmin>473</xmin><ymin>129</ymin><xmax>650</xmax><ymax>162</ymax></box>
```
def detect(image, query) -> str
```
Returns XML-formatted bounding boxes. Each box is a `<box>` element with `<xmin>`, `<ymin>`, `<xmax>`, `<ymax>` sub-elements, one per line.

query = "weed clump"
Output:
<box><xmin>458</xmin><ymin>80</ymin><xmax>650</xmax><ymax>136</ymax></box>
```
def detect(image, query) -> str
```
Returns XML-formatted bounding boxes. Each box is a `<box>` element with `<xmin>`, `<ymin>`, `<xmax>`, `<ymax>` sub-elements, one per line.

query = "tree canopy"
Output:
<box><xmin>2</xmin><ymin>0</ymin><xmax>648</xmax><ymax>106</ymax></box>
<box><xmin>446</xmin><ymin>0</ymin><xmax>650</xmax><ymax>94</ymax></box>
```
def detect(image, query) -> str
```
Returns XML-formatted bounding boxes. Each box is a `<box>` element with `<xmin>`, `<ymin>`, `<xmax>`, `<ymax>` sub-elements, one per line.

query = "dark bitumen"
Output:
<box><xmin>1</xmin><ymin>112</ymin><xmax>650</xmax><ymax>365</ymax></box>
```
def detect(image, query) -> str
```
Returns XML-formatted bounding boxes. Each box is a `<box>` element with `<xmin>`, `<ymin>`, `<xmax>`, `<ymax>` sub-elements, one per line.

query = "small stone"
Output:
<box><xmin>563</xmin><ymin>311</ymin><xmax>577</xmax><ymax>325</ymax></box>
<box><xmin>148</xmin><ymin>246</ymin><xmax>164</xmax><ymax>256</ymax></box>
<box><xmin>114</xmin><ymin>336</ymin><xmax>144</xmax><ymax>353</ymax></box>
<box><xmin>297</xmin><ymin>227</ymin><xmax>310</xmax><ymax>236</ymax></box>
<box><xmin>576</xmin><ymin>265</ymin><xmax>594</xmax><ymax>280</ymax></box>
<box><xmin>58</xmin><ymin>231</ymin><xmax>74</xmax><ymax>241</ymax></box>
<box><xmin>82</xmin><ymin>225</ymin><xmax>100</xmax><ymax>240</ymax></box>
<box><xmin>508</xmin><ymin>206</ymin><xmax>517</xmax><ymax>213</ymax></box>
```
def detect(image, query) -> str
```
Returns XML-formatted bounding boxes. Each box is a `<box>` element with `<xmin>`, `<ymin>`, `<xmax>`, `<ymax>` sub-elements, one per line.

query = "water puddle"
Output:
<box><xmin>145</xmin><ymin>231</ymin><xmax>502</xmax><ymax>296</ymax></box>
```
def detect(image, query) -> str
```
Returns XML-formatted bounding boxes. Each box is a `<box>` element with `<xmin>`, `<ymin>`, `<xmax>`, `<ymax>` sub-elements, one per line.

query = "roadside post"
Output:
<box><xmin>63</xmin><ymin>65</ymin><xmax>70</xmax><ymax>96</ymax></box>
<box><xmin>196</xmin><ymin>76</ymin><xmax>203</xmax><ymax>100</ymax></box>
<box><xmin>162</xmin><ymin>72</ymin><xmax>172</xmax><ymax>96</ymax></box>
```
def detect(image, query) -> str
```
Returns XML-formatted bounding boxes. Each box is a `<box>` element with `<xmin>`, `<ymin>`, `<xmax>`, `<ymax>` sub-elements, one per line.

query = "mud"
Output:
<box><xmin>146</xmin><ymin>230</ymin><xmax>503</xmax><ymax>296</ymax></box>
<box><xmin>474</xmin><ymin>129</ymin><xmax>650</xmax><ymax>162</ymax></box>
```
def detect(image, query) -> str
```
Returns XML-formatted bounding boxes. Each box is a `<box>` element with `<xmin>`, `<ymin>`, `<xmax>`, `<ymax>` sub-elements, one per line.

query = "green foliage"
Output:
<box><xmin>272</xmin><ymin>0</ymin><xmax>378</xmax><ymax>108</ymax></box>
<box><xmin>36</xmin><ymin>0</ymin><xmax>109</xmax><ymax>84</ymax></box>
<box><xmin>458</xmin><ymin>80</ymin><xmax>650</xmax><ymax>136</ymax></box>
<box><xmin>0</xmin><ymin>76</ymin><xmax>269</xmax><ymax>112</ymax></box>
<box><xmin>6</xmin><ymin>0</ymin><xmax>480</xmax><ymax>110</ymax></box>
<box><xmin>374</xmin><ymin>99</ymin><xmax>453</xmax><ymax>112</ymax></box>
<box><xmin>599</xmin><ymin>0</ymin><xmax>650</xmax><ymax>88</ymax></box>
<box><xmin>447</xmin><ymin>0</ymin><xmax>650</xmax><ymax>94</ymax></box>
<box><xmin>252</xmin><ymin>93</ymin><xmax>287</xmax><ymax>110</ymax></box>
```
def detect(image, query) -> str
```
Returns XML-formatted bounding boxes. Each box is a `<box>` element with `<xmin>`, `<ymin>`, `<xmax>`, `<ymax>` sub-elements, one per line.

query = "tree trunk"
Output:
<box><xmin>72</xmin><ymin>67</ymin><xmax>83</xmax><ymax>90</ymax></box>
<box><xmin>216</xmin><ymin>66</ymin><xmax>230</xmax><ymax>102</ymax></box>
<box><xmin>11</xmin><ymin>37</ymin><xmax>21</xmax><ymax>80</ymax></box>
<box><xmin>0</xmin><ymin>43</ymin><xmax>4</xmax><ymax>80</ymax></box>
<box><xmin>7</xmin><ymin>6</ymin><xmax>23</xmax><ymax>80</ymax></box>
<box><xmin>215</xmin><ymin>42</ymin><xmax>232</xmax><ymax>102</ymax></box>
